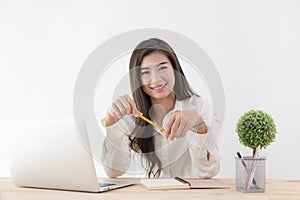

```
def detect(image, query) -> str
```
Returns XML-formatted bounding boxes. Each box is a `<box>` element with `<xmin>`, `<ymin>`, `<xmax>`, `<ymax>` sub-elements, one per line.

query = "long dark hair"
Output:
<box><xmin>129</xmin><ymin>38</ymin><xmax>197</xmax><ymax>177</ymax></box>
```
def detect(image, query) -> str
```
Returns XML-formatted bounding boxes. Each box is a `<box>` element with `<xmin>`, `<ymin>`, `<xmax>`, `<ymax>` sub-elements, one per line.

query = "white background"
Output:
<box><xmin>1</xmin><ymin>0</ymin><xmax>300</xmax><ymax>179</ymax></box>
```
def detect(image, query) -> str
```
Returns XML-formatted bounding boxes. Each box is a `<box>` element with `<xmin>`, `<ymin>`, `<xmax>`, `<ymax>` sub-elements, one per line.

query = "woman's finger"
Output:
<box><xmin>115</xmin><ymin>100</ymin><xmax>127</xmax><ymax>117</ymax></box>
<box><xmin>119</xmin><ymin>96</ymin><xmax>132</xmax><ymax>115</ymax></box>
<box><xmin>176</xmin><ymin>121</ymin><xmax>186</xmax><ymax>138</ymax></box>
<box><xmin>165</xmin><ymin>116</ymin><xmax>175</xmax><ymax>139</ymax></box>
<box><xmin>179</xmin><ymin>123</ymin><xmax>189</xmax><ymax>138</ymax></box>
<box><xmin>170</xmin><ymin>119</ymin><xmax>180</xmax><ymax>141</ymax></box>
<box><xmin>112</xmin><ymin>102</ymin><xmax>123</xmax><ymax>119</ymax></box>
<box><xmin>128</xmin><ymin>97</ymin><xmax>141</xmax><ymax>116</ymax></box>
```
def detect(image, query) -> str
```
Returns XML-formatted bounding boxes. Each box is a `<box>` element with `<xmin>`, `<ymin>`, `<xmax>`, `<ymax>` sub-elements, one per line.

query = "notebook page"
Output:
<box><xmin>140</xmin><ymin>179</ymin><xmax>189</xmax><ymax>190</ymax></box>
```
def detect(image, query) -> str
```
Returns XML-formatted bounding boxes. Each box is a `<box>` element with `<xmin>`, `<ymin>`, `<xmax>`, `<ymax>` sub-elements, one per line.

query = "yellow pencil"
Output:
<box><xmin>138</xmin><ymin>114</ymin><xmax>165</xmax><ymax>133</ymax></box>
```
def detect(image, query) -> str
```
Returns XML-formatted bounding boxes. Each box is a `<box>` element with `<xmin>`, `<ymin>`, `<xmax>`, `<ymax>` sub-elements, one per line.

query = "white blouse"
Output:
<box><xmin>100</xmin><ymin>95</ymin><xmax>221</xmax><ymax>178</ymax></box>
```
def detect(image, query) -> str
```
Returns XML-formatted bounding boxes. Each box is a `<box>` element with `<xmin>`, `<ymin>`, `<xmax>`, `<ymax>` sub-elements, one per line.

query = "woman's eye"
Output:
<box><xmin>141</xmin><ymin>71</ymin><xmax>150</xmax><ymax>75</ymax></box>
<box><xmin>159</xmin><ymin>66</ymin><xmax>168</xmax><ymax>71</ymax></box>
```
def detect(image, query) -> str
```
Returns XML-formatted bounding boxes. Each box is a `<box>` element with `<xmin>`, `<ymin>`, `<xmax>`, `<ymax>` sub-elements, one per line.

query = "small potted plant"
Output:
<box><xmin>235</xmin><ymin>109</ymin><xmax>277</xmax><ymax>192</ymax></box>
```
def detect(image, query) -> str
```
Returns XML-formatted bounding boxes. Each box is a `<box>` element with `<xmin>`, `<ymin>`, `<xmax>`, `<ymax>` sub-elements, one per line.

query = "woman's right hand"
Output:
<box><xmin>106</xmin><ymin>95</ymin><xmax>141</xmax><ymax>126</ymax></box>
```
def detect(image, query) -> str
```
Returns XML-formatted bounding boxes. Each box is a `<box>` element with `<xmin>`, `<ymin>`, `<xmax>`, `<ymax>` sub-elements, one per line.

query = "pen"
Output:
<box><xmin>138</xmin><ymin>114</ymin><xmax>165</xmax><ymax>134</ymax></box>
<box><xmin>237</xmin><ymin>152</ymin><xmax>257</xmax><ymax>186</ymax></box>
<box><xmin>174</xmin><ymin>177</ymin><xmax>191</xmax><ymax>186</ymax></box>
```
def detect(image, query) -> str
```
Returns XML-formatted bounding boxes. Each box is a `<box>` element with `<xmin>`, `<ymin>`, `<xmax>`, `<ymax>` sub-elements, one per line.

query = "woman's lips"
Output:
<box><xmin>150</xmin><ymin>84</ymin><xmax>167</xmax><ymax>92</ymax></box>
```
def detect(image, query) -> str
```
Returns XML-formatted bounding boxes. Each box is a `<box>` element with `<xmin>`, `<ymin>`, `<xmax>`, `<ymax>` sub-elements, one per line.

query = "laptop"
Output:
<box><xmin>8</xmin><ymin>119</ymin><xmax>133</xmax><ymax>192</ymax></box>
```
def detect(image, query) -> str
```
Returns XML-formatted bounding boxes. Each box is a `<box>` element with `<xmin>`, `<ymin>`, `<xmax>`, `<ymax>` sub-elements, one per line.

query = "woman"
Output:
<box><xmin>101</xmin><ymin>38</ymin><xmax>221</xmax><ymax>178</ymax></box>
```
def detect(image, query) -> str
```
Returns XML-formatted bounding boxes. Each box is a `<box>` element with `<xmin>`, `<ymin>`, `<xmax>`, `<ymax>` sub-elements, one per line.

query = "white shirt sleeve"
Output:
<box><xmin>188</xmin><ymin>96</ymin><xmax>221</xmax><ymax>178</ymax></box>
<box><xmin>100</xmin><ymin>115</ymin><xmax>135</xmax><ymax>177</ymax></box>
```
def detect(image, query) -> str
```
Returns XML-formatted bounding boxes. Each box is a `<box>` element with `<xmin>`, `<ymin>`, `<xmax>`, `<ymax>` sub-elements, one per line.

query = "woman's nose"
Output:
<box><xmin>150</xmin><ymin>70</ymin><xmax>163</xmax><ymax>83</ymax></box>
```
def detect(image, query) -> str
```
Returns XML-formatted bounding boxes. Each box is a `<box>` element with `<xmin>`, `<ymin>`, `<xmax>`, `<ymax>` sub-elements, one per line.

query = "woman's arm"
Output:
<box><xmin>188</xmin><ymin>95</ymin><xmax>221</xmax><ymax>178</ymax></box>
<box><xmin>100</xmin><ymin>116</ymin><xmax>135</xmax><ymax>177</ymax></box>
<box><xmin>189</xmin><ymin>134</ymin><xmax>221</xmax><ymax>178</ymax></box>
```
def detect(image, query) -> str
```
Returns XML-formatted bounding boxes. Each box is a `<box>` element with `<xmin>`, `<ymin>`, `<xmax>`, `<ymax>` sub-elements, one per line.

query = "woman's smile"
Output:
<box><xmin>150</xmin><ymin>83</ymin><xmax>167</xmax><ymax>92</ymax></box>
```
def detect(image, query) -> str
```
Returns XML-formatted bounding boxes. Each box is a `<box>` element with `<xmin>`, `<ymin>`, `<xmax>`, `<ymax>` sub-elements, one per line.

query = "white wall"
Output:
<box><xmin>1</xmin><ymin>0</ymin><xmax>300</xmax><ymax>179</ymax></box>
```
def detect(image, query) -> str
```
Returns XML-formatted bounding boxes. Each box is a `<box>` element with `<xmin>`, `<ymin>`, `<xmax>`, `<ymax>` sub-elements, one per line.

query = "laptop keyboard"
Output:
<box><xmin>99</xmin><ymin>183</ymin><xmax>116</xmax><ymax>187</ymax></box>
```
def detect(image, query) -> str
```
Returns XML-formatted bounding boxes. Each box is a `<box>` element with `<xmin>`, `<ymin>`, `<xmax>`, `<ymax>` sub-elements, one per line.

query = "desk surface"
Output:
<box><xmin>1</xmin><ymin>178</ymin><xmax>300</xmax><ymax>200</ymax></box>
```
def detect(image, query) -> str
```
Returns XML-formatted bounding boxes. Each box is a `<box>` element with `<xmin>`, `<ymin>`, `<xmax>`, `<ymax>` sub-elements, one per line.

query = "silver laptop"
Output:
<box><xmin>8</xmin><ymin>119</ymin><xmax>133</xmax><ymax>192</ymax></box>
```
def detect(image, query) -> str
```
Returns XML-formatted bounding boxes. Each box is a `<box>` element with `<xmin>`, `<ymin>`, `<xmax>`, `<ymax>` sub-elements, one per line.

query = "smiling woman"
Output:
<box><xmin>139</xmin><ymin>53</ymin><xmax>176</xmax><ymax>103</ymax></box>
<box><xmin>100</xmin><ymin>38</ymin><xmax>221</xmax><ymax>178</ymax></box>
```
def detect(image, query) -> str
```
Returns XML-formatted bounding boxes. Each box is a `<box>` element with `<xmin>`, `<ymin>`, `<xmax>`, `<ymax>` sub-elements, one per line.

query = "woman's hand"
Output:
<box><xmin>106</xmin><ymin>95</ymin><xmax>141</xmax><ymax>126</ymax></box>
<box><xmin>165</xmin><ymin>110</ymin><xmax>204</xmax><ymax>141</ymax></box>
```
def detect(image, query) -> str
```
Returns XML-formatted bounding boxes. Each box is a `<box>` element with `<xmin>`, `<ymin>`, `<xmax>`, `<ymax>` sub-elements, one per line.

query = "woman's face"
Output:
<box><xmin>140</xmin><ymin>51</ymin><xmax>175</xmax><ymax>100</ymax></box>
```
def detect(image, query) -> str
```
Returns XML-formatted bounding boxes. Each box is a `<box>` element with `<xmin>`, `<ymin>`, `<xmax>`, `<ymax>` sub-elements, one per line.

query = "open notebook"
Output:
<box><xmin>141</xmin><ymin>177</ymin><xmax>230</xmax><ymax>190</ymax></box>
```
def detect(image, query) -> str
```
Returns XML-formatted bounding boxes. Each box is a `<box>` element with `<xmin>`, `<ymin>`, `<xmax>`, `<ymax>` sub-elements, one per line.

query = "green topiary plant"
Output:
<box><xmin>236</xmin><ymin>109</ymin><xmax>277</xmax><ymax>153</ymax></box>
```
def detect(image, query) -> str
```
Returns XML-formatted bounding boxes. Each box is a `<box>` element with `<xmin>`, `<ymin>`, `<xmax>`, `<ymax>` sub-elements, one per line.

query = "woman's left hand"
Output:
<box><xmin>165</xmin><ymin>110</ymin><xmax>202</xmax><ymax>141</ymax></box>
